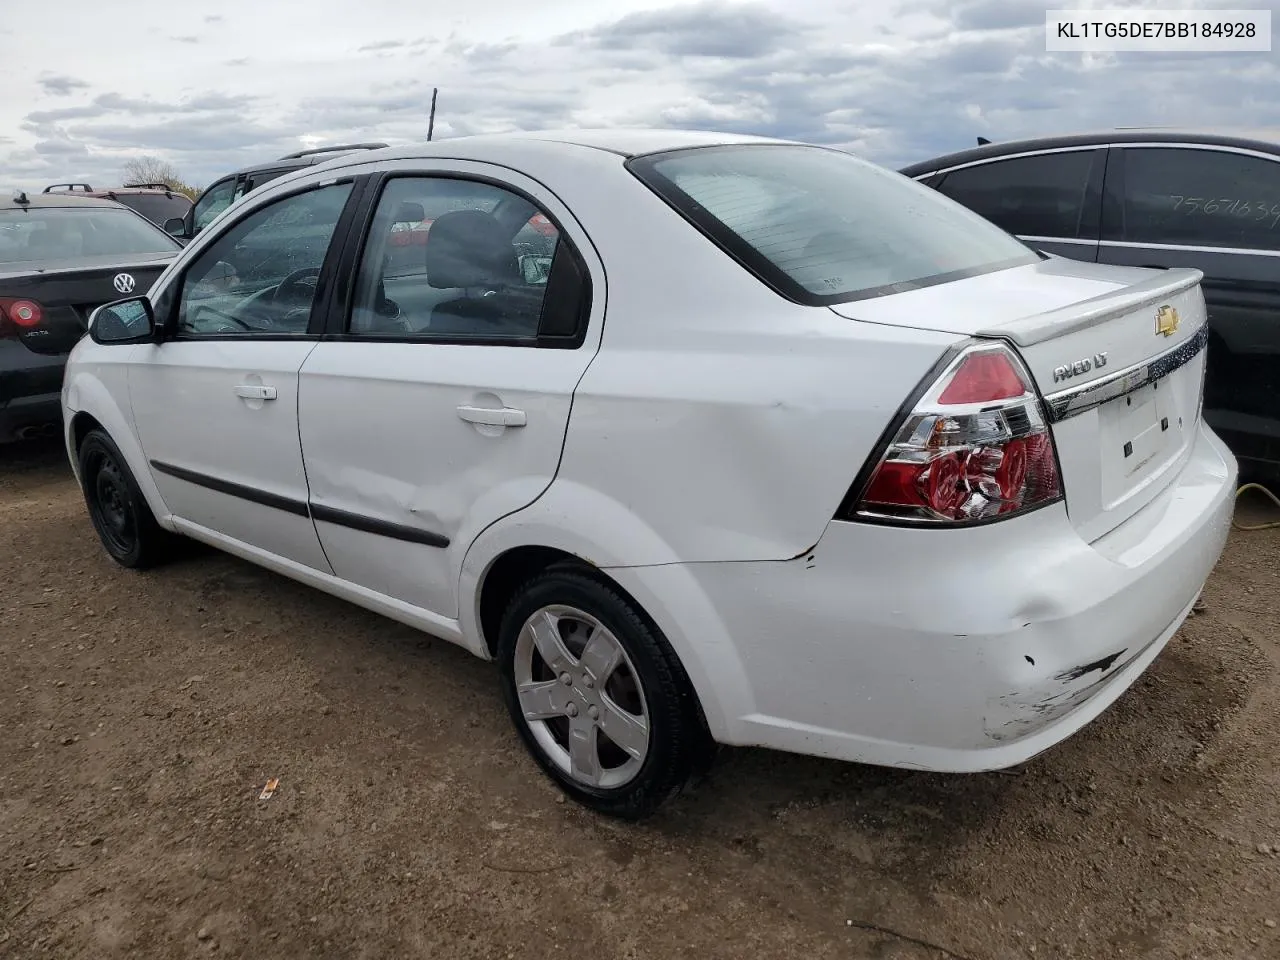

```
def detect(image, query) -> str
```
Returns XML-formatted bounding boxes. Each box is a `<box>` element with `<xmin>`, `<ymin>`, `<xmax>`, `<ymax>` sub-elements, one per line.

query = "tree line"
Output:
<box><xmin>121</xmin><ymin>156</ymin><xmax>201</xmax><ymax>200</ymax></box>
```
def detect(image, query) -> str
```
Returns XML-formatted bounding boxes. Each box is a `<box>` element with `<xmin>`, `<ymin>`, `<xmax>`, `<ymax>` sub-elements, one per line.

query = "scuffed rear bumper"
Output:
<box><xmin>620</xmin><ymin>421</ymin><xmax>1236</xmax><ymax>771</ymax></box>
<box><xmin>0</xmin><ymin>392</ymin><xmax>63</xmax><ymax>443</ymax></box>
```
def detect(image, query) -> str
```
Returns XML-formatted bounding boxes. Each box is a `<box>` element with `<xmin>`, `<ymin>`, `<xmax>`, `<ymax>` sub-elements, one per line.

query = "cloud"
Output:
<box><xmin>1</xmin><ymin>0</ymin><xmax>1275</xmax><ymax>193</ymax></box>
<box><xmin>562</xmin><ymin>1</ymin><xmax>802</xmax><ymax>58</ymax></box>
<box><xmin>205</xmin><ymin>14</ymin><xmax>223</xmax><ymax>23</ymax></box>
<box><xmin>38</xmin><ymin>74</ymin><xmax>90</xmax><ymax>96</ymax></box>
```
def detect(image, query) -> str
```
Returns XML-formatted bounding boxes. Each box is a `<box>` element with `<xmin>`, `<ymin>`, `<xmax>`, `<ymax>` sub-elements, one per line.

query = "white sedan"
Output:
<box><xmin>63</xmin><ymin>129</ymin><xmax>1236</xmax><ymax>818</ymax></box>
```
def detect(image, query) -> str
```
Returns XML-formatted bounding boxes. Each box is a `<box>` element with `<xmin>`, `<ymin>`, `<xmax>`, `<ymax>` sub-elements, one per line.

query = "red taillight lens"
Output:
<box><xmin>849</xmin><ymin>342</ymin><xmax>1063</xmax><ymax>524</ymax></box>
<box><xmin>0</xmin><ymin>298</ymin><xmax>44</xmax><ymax>329</ymax></box>
<box><xmin>937</xmin><ymin>350</ymin><xmax>1026</xmax><ymax>404</ymax></box>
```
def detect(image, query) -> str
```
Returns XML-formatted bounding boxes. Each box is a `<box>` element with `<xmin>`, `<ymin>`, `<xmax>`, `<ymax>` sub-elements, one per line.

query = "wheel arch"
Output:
<box><xmin>460</xmin><ymin>484</ymin><xmax>756</xmax><ymax>744</ymax></box>
<box><xmin>64</xmin><ymin>374</ymin><xmax>173</xmax><ymax>529</ymax></box>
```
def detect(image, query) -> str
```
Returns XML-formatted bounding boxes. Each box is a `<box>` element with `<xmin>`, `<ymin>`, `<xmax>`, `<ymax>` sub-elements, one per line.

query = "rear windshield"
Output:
<box><xmin>115</xmin><ymin>193</ymin><xmax>193</xmax><ymax>226</ymax></box>
<box><xmin>0</xmin><ymin>206</ymin><xmax>181</xmax><ymax>264</ymax></box>
<box><xmin>628</xmin><ymin>144</ymin><xmax>1038</xmax><ymax>305</ymax></box>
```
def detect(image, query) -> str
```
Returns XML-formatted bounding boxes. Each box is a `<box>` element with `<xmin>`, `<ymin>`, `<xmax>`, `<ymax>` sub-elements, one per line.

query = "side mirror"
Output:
<box><xmin>163</xmin><ymin>217</ymin><xmax>187</xmax><ymax>238</ymax></box>
<box><xmin>519</xmin><ymin>254</ymin><xmax>554</xmax><ymax>285</ymax></box>
<box><xmin>89</xmin><ymin>296</ymin><xmax>156</xmax><ymax>345</ymax></box>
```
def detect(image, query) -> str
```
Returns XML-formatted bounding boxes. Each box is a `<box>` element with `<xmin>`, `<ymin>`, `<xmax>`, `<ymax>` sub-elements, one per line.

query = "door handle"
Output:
<box><xmin>234</xmin><ymin>384</ymin><xmax>277</xmax><ymax>401</ymax></box>
<box><xmin>456</xmin><ymin>404</ymin><xmax>526</xmax><ymax>427</ymax></box>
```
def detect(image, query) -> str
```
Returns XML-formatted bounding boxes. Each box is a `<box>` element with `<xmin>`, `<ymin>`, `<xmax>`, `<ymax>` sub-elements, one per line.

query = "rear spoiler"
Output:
<box><xmin>976</xmin><ymin>267</ymin><xmax>1204</xmax><ymax>346</ymax></box>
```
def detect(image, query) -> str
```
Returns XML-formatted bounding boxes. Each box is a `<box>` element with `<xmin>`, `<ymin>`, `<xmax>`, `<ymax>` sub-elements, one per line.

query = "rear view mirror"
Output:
<box><xmin>163</xmin><ymin>216</ymin><xmax>186</xmax><ymax>238</ymax></box>
<box><xmin>393</xmin><ymin>201</ymin><xmax>425</xmax><ymax>224</ymax></box>
<box><xmin>90</xmin><ymin>296</ymin><xmax>155</xmax><ymax>344</ymax></box>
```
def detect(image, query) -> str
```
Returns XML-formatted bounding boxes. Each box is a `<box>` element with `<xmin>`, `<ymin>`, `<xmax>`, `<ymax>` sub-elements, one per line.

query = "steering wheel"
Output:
<box><xmin>272</xmin><ymin>267</ymin><xmax>321</xmax><ymax>306</ymax></box>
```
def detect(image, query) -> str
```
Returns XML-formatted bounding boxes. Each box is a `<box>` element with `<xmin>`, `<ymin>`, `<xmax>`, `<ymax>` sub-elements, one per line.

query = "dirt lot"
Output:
<box><xmin>2</xmin><ymin>437</ymin><xmax>1279</xmax><ymax>960</ymax></box>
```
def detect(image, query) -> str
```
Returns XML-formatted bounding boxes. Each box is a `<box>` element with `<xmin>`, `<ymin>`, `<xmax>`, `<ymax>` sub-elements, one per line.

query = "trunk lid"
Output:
<box><xmin>831</xmin><ymin>258</ymin><xmax>1210</xmax><ymax>542</ymax></box>
<box><xmin>0</xmin><ymin>251</ymin><xmax>174</xmax><ymax>356</ymax></box>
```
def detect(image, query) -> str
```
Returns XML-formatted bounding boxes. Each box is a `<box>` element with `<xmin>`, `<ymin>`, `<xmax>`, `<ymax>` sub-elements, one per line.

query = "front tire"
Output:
<box><xmin>497</xmin><ymin>563</ymin><xmax>707</xmax><ymax>820</ymax></box>
<box><xmin>78</xmin><ymin>429</ymin><xmax>174</xmax><ymax>569</ymax></box>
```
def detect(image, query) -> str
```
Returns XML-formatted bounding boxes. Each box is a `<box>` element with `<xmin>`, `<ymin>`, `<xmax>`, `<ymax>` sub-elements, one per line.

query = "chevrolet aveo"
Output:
<box><xmin>63</xmin><ymin>130</ymin><xmax>1236</xmax><ymax>819</ymax></box>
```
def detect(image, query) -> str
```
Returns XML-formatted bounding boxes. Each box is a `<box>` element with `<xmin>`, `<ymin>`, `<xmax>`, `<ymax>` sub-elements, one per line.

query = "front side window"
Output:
<box><xmin>935</xmin><ymin>151</ymin><xmax>1096</xmax><ymax>239</ymax></box>
<box><xmin>192</xmin><ymin>178</ymin><xmax>238</xmax><ymax>233</ymax></box>
<box><xmin>176</xmin><ymin>182</ymin><xmax>352</xmax><ymax>336</ymax></box>
<box><xmin>629</xmin><ymin>144</ymin><xmax>1037</xmax><ymax>306</ymax></box>
<box><xmin>1111</xmin><ymin>147</ymin><xmax>1280</xmax><ymax>251</ymax></box>
<box><xmin>0</xmin><ymin>206</ymin><xmax>180</xmax><ymax>264</ymax></box>
<box><xmin>348</xmin><ymin>176</ymin><xmax>562</xmax><ymax>340</ymax></box>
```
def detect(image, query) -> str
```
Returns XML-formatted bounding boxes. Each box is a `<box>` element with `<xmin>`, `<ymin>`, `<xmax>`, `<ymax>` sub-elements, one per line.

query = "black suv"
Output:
<box><xmin>902</xmin><ymin>128</ymin><xmax>1280</xmax><ymax>480</ymax></box>
<box><xmin>165</xmin><ymin>142</ymin><xmax>388</xmax><ymax>241</ymax></box>
<box><xmin>42</xmin><ymin>182</ymin><xmax>192</xmax><ymax>227</ymax></box>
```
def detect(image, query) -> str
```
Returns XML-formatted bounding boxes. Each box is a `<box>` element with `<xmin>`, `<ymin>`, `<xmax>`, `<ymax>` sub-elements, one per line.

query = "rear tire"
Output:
<box><xmin>497</xmin><ymin>563</ymin><xmax>708</xmax><ymax>820</ymax></box>
<box><xmin>77</xmin><ymin>429</ymin><xmax>175</xmax><ymax>569</ymax></box>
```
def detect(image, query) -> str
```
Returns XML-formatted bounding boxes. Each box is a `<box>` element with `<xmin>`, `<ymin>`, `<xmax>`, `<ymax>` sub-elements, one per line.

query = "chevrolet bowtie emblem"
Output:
<box><xmin>1155</xmin><ymin>305</ymin><xmax>1180</xmax><ymax>337</ymax></box>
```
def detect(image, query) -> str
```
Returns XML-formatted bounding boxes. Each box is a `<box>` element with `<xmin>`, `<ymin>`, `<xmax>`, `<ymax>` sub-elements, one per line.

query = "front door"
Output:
<box><xmin>1097</xmin><ymin>145</ymin><xmax>1280</xmax><ymax>473</ymax></box>
<box><xmin>129</xmin><ymin>180</ymin><xmax>357</xmax><ymax>569</ymax></box>
<box><xmin>296</xmin><ymin>165</ymin><xmax>601</xmax><ymax>617</ymax></box>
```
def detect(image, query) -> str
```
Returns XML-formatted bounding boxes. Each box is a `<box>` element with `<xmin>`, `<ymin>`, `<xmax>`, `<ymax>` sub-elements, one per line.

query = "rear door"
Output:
<box><xmin>931</xmin><ymin>148</ymin><xmax>1105</xmax><ymax>261</ymax></box>
<box><xmin>296</xmin><ymin>162</ymin><xmax>601</xmax><ymax>619</ymax></box>
<box><xmin>1098</xmin><ymin>144</ymin><xmax>1280</xmax><ymax>472</ymax></box>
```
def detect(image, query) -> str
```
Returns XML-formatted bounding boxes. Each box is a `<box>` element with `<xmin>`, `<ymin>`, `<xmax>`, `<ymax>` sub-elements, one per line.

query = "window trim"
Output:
<box><xmin>626</xmin><ymin>142</ymin><xmax>1038</xmax><ymax>307</ymax></box>
<box><xmin>1102</xmin><ymin>143</ymin><xmax>1280</xmax><ymax>254</ymax></box>
<box><xmin>160</xmin><ymin>177</ymin><xmax>364</xmax><ymax>343</ymax></box>
<box><xmin>320</xmin><ymin>170</ymin><xmax>591</xmax><ymax>349</ymax></box>
<box><xmin>931</xmin><ymin>147</ymin><xmax>1106</xmax><ymax>242</ymax></box>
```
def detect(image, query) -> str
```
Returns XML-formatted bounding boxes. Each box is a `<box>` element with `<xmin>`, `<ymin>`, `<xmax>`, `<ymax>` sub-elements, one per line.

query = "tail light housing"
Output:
<box><xmin>843</xmin><ymin>340</ymin><xmax>1063</xmax><ymax>525</ymax></box>
<box><xmin>0</xmin><ymin>298</ymin><xmax>44</xmax><ymax>335</ymax></box>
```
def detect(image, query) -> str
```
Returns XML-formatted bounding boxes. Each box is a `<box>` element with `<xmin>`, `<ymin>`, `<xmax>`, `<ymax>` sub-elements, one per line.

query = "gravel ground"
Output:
<box><xmin>2</xmin><ymin>436</ymin><xmax>1279</xmax><ymax>960</ymax></box>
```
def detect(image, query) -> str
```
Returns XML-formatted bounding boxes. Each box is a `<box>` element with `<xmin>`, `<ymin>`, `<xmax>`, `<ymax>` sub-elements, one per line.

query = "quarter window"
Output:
<box><xmin>348</xmin><ymin>177</ymin><xmax>564</xmax><ymax>341</ymax></box>
<box><xmin>175</xmin><ymin>182</ymin><xmax>352</xmax><ymax>336</ymax></box>
<box><xmin>1110</xmin><ymin>147</ymin><xmax>1280</xmax><ymax>251</ymax></box>
<box><xmin>937</xmin><ymin>151</ymin><xmax>1095</xmax><ymax>238</ymax></box>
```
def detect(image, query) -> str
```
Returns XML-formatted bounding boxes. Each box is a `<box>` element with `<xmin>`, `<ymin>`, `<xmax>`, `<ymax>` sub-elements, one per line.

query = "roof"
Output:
<box><xmin>899</xmin><ymin>126</ymin><xmax>1280</xmax><ymax>176</ymax></box>
<box><xmin>2</xmin><ymin>193</ymin><xmax>130</xmax><ymax>212</ymax></box>
<box><xmin>297</xmin><ymin>127</ymin><xmax>798</xmax><ymax>178</ymax></box>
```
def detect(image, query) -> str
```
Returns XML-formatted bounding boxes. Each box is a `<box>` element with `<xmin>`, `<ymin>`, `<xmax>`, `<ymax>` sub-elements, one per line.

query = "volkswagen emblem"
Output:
<box><xmin>112</xmin><ymin>273</ymin><xmax>136</xmax><ymax>294</ymax></box>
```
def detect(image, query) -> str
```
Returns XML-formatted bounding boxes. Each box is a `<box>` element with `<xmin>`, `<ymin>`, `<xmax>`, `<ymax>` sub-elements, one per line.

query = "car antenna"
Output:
<box><xmin>976</xmin><ymin>136</ymin><xmax>992</xmax><ymax>145</ymax></box>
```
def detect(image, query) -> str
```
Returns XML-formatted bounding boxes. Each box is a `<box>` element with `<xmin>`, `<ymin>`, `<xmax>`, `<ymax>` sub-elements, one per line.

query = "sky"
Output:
<box><xmin>2</xmin><ymin>0</ymin><xmax>1277</xmax><ymax>192</ymax></box>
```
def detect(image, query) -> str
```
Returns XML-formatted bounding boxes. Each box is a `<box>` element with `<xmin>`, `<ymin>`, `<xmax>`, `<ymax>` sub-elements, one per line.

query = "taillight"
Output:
<box><xmin>843</xmin><ymin>341</ymin><xmax>1063</xmax><ymax>525</ymax></box>
<box><xmin>0</xmin><ymin>298</ymin><xmax>44</xmax><ymax>335</ymax></box>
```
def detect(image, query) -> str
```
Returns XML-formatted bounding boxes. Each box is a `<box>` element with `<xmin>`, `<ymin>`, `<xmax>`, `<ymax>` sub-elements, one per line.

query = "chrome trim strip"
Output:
<box><xmin>1107</xmin><ymin>141</ymin><xmax>1280</xmax><ymax>164</ymax></box>
<box><xmin>924</xmin><ymin>145</ymin><xmax>1101</xmax><ymax>178</ymax></box>
<box><xmin>1043</xmin><ymin>322</ymin><xmax>1209</xmax><ymax>422</ymax></box>
<box><xmin>1098</xmin><ymin>239</ymin><xmax>1280</xmax><ymax>258</ymax></box>
<box><xmin>1020</xmin><ymin>235</ymin><xmax>1097</xmax><ymax>246</ymax></box>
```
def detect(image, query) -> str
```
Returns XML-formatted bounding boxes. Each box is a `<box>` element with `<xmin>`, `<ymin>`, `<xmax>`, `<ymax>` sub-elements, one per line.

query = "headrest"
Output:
<box><xmin>424</xmin><ymin>209</ymin><xmax>519</xmax><ymax>289</ymax></box>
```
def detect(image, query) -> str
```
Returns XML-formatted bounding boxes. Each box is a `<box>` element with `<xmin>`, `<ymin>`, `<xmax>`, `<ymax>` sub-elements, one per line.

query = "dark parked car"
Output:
<box><xmin>167</xmin><ymin>142</ymin><xmax>389</xmax><ymax>242</ymax></box>
<box><xmin>42</xmin><ymin>182</ymin><xmax>192</xmax><ymax>228</ymax></box>
<box><xmin>901</xmin><ymin>128</ymin><xmax>1280</xmax><ymax>479</ymax></box>
<box><xmin>0</xmin><ymin>191</ymin><xmax>181</xmax><ymax>442</ymax></box>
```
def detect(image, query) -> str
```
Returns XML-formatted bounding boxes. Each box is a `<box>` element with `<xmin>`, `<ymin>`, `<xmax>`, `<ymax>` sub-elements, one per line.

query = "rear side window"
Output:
<box><xmin>1110</xmin><ymin>147</ymin><xmax>1280</xmax><ymax>251</ymax></box>
<box><xmin>115</xmin><ymin>193</ymin><xmax>192</xmax><ymax>226</ymax></box>
<box><xmin>629</xmin><ymin>144</ymin><xmax>1036</xmax><ymax>306</ymax></box>
<box><xmin>934</xmin><ymin>151</ymin><xmax>1096</xmax><ymax>239</ymax></box>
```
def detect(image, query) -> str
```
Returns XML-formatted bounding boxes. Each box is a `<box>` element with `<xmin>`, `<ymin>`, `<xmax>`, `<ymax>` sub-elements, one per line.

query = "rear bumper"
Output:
<box><xmin>618</xmin><ymin>421</ymin><xmax>1237</xmax><ymax>770</ymax></box>
<box><xmin>0</xmin><ymin>392</ymin><xmax>63</xmax><ymax>443</ymax></box>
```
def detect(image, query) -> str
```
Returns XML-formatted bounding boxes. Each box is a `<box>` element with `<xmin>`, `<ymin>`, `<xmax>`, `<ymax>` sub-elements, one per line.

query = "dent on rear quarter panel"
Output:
<box><xmin>554</xmin><ymin>320</ymin><xmax>958</xmax><ymax>565</ymax></box>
